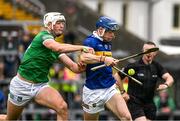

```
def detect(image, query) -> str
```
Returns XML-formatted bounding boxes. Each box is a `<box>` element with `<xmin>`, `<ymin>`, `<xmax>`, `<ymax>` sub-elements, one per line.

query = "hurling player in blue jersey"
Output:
<box><xmin>80</xmin><ymin>16</ymin><xmax>132</xmax><ymax>120</ymax></box>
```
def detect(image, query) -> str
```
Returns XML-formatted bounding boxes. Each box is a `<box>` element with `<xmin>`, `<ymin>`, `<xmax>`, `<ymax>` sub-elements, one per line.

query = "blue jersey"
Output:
<box><xmin>83</xmin><ymin>32</ymin><xmax>116</xmax><ymax>89</ymax></box>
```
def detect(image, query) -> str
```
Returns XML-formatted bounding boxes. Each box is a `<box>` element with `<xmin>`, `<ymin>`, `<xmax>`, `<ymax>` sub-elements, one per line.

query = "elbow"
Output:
<box><xmin>167</xmin><ymin>76</ymin><xmax>174</xmax><ymax>87</ymax></box>
<box><xmin>54</xmin><ymin>46</ymin><xmax>65</xmax><ymax>53</ymax></box>
<box><xmin>170</xmin><ymin>74</ymin><xmax>174</xmax><ymax>84</ymax></box>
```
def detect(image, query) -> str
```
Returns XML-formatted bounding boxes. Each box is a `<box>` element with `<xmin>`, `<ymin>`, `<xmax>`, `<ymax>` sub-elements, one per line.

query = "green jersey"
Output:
<box><xmin>18</xmin><ymin>31</ymin><xmax>60</xmax><ymax>83</ymax></box>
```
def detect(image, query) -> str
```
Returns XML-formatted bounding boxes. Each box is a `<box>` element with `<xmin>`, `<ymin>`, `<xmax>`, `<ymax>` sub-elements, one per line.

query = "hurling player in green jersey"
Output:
<box><xmin>0</xmin><ymin>12</ymin><xmax>95</xmax><ymax>121</ymax></box>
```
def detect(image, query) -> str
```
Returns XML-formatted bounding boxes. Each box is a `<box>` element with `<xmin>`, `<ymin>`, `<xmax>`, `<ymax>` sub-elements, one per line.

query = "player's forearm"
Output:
<box><xmin>163</xmin><ymin>73</ymin><xmax>174</xmax><ymax>87</ymax></box>
<box><xmin>44</xmin><ymin>40</ymin><xmax>84</xmax><ymax>53</ymax></box>
<box><xmin>79</xmin><ymin>53</ymin><xmax>102</xmax><ymax>64</ymax></box>
<box><xmin>68</xmin><ymin>64</ymin><xmax>78</xmax><ymax>73</ymax></box>
<box><xmin>59</xmin><ymin>54</ymin><xmax>85</xmax><ymax>73</ymax></box>
<box><xmin>165</xmin><ymin>75</ymin><xmax>174</xmax><ymax>87</ymax></box>
<box><xmin>69</xmin><ymin>63</ymin><xmax>85</xmax><ymax>73</ymax></box>
<box><xmin>54</xmin><ymin>43</ymin><xmax>84</xmax><ymax>53</ymax></box>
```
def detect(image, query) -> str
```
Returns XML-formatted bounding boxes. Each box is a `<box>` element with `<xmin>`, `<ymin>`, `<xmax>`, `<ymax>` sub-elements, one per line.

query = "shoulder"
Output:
<box><xmin>83</xmin><ymin>35</ymin><xmax>99</xmax><ymax>47</ymax></box>
<box><xmin>127</xmin><ymin>61</ymin><xmax>139</xmax><ymax>67</ymax></box>
<box><xmin>123</xmin><ymin>60</ymin><xmax>143</xmax><ymax>72</ymax></box>
<box><xmin>84</xmin><ymin>35</ymin><xmax>97</xmax><ymax>42</ymax></box>
<box><xmin>122</xmin><ymin>63</ymin><xmax>136</xmax><ymax>72</ymax></box>
<box><xmin>152</xmin><ymin>60</ymin><xmax>160</xmax><ymax>65</ymax></box>
<box><xmin>152</xmin><ymin>61</ymin><xmax>164</xmax><ymax>68</ymax></box>
<box><xmin>35</xmin><ymin>31</ymin><xmax>54</xmax><ymax>41</ymax></box>
<box><xmin>41</xmin><ymin>31</ymin><xmax>54</xmax><ymax>40</ymax></box>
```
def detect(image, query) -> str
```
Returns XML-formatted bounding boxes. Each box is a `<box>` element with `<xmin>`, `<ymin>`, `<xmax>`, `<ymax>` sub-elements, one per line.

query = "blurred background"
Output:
<box><xmin>0</xmin><ymin>0</ymin><xmax>180</xmax><ymax>120</ymax></box>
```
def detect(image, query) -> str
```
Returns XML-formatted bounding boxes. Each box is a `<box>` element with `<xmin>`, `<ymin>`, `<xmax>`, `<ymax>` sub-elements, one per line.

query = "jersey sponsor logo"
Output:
<box><xmin>103</xmin><ymin>44</ymin><xmax>111</xmax><ymax>50</ymax></box>
<box><xmin>137</xmin><ymin>73</ymin><xmax>144</xmax><ymax>77</ymax></box>
<box><xmin>104</xmin><ymin>44</ymin><xmax>108</xmax><ymax>49</ymax></box>
<box><xmin>152</xmin><ymin>75</ymin><xmax>157</xmax><ymax>78</ymax></box>
<box><xmin>42</xmin><ymin>35</ymin><xmax>54</xmax><ymax>40</ymax></box>
<box><xmin>109</xmin><ymin>45</ymin><xmax>112</xmax><ymax>50</ymax></box>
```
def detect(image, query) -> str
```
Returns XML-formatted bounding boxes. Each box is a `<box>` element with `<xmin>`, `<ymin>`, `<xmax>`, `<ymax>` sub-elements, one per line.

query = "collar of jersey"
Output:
<box><xmin>139</xmin><ymin>58</ymin><xmax>153</xmax><ymax>65</ymax></box>
<box><xmin>92</xmin><ymin>31</ymin><xmax>103</xmax><ymax>41</ymax></box>
<box><xmin>46</xmin><ymin>30</ymin><xmax>51</xmax><ymax>34</ymax></box>
<box><xmin>45</xmin><ymin>30</ymin><xmax>56</xmax><ymax>38</ymax></box>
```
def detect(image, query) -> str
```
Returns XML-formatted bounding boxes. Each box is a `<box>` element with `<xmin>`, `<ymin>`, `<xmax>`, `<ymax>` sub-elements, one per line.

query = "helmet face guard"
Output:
<box><xmin>96</xmin><ymin>16</ymin><xmax>119</xmax><ymax>31</ymax></box>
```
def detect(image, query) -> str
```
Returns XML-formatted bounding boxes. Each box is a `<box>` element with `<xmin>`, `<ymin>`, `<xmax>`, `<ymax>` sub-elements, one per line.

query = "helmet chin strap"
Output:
<box><xmin>47</xmin><ymin>26</ymin><xmax>58</xmax><ymax>37</ymax></box>
<box><xmin>47</xmin><ymin>22</ymin><xmax>54</xmax><ymax>29</ymax></box>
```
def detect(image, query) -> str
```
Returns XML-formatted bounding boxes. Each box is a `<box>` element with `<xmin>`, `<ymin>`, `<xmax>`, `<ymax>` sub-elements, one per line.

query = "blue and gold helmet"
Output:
<box><xmin>96</xmin><ymin>16</ymin><xmax>119</xmax><ymax>31</ymax></box>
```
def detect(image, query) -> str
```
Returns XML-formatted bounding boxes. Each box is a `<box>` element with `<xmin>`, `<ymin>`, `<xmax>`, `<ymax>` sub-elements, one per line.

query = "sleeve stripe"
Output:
<box><xmin>59</xmin><ymin>53</ymin><xmax>66</xmax><ymax>58</ymax></box>
<box><xmin>42</xmin><ymin>39</ymin><xmax>55</xmax><ymax>45</ymax></box>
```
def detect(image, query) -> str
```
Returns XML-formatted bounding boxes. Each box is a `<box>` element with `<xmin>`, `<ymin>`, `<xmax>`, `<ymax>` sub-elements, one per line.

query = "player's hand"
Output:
<box><xmin>161</xmin><ymin>107</ymin><xmax>171</xmax><ymax>113</ymax></box>
<box><xmin>157</xmin><ymin>83</ymin><xmax>168</xmax><ymax>91</ymax></box>
<box><xmin>82</xmin><ymin>46</ymin><xmax>95</xmax><ymax>54</ymax></box>
<box><xmin>77</xmin><ymin>61</ymin><xmax>86</xmax><ymax>72</ymax></box>
<box><xmin>104</xmin><ymin>57</ymin><xmax>118</xmax><ymax>66</ymax></box>
<box><xmin>121</xmin><ymin>92</ymin><xmax>130</xmax><ymax>102</ymax></box>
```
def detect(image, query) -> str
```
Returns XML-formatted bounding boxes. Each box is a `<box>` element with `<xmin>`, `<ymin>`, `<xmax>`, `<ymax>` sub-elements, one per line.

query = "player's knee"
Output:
<box><xmin>56</xmin><ymin>101</ymin><xmax>68</xmax><ymax>114</ymax></box>
<box><xmin>0</xmin><ymin>114</ymin><xmax>7</xmax><ymax>121</ymax></box>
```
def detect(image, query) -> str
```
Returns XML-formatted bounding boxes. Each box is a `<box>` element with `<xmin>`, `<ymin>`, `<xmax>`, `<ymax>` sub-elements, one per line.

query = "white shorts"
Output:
<box><xmin>82</xmin><ymin>84</ymin><xmax>118</xmax><ymax>114</ymax></box>
<box><xmin>8</xmin><ymin>75</ymin><xmax>49</xmax><ymax>106</ymax></box>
